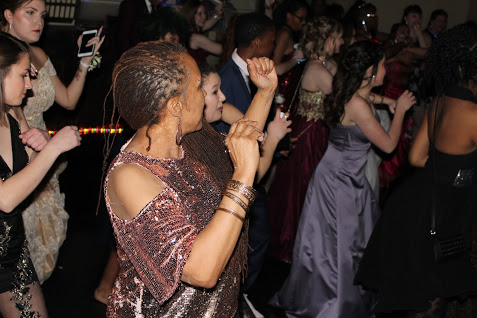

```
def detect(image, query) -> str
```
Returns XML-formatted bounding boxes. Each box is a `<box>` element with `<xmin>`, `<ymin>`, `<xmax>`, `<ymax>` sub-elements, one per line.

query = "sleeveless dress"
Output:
<box><xmin>104</xmin><ymin>144</ymin><xmax>244</xmax><ymax>317</ymax></box>
<box><xmin>270</xmin><ymin>119</ymin><xmax>379</xmax><ymax>317</ymax></box>
<box><xmin>0</xmin><ymin>114</ymin><xmax>40</xmax><ymax>315</ymax></box>
<box><xmin>275</xmin><ymin>52</ymin><xmax>304</xmax><ymax>113</ymax></box>
<box><xmin>356</xmin><ymin>87</ymin><xmax>477</xmax><ymax>314</ymax></box>
<box><xmin>22</xmin><ymin>58</ymin><xmax>69</xmax><ymax>284</ymax></box>
<box><xmin>268</xmin><ymin>88</ymin><xmax>329</xmax><ymax>263</ymax></box>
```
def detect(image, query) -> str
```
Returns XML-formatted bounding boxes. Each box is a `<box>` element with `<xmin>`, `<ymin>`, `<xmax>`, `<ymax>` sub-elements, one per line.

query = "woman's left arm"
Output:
<box><xmin>221</xmin><ymin>103</ymin><xmax>244</xmax><ymax>125</ymax></box>
<box><xmin>50</xmin><ymin>27</ymin><xmax>105</xmax><ymax>110</ymax></box>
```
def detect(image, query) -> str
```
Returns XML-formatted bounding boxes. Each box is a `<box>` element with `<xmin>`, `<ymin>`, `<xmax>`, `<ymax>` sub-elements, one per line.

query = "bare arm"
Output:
<box><xmin>257</xmin><ymin>109</ymin><xmax>291</xmax><ymax>182</ymax></box>
<box><xmin>0</xmin><ymin>126</ymin><xmax>81</xmax><ymax>212</ymax></box>
<box><xmin>221</xmin><ymin>103</ymin><xmax>244</xmax><ymax>125</ymax></box>
<box><xmin>189</xmin><ymin>33</ymin><xmax>223</xmax><ymax>56</ymax></box>
<box><xmin>38</xmin><ymin>28</ymin><xmax>105</xmax><ymax>110</ymax></box>
<box><xmin>243</xmin><ymin>57</ymin><xmax>278</xmax><ymax>131</ymax></box>
<box><xmin>346</xmin><ymin>91</ymin><xmax>415</xmax><ymax>153</ymax></box>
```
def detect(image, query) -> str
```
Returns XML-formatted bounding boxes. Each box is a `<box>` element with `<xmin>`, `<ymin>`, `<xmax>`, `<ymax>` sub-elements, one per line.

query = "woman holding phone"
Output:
<box><xmin>0</xmin><ymin>31</ymin><xmax>81</xmax><ymax>317</ymax></box>
<box><xmin>1</xmin><ymin>0</ymin><xmax>104</xmax><ymax>283</ymax></box>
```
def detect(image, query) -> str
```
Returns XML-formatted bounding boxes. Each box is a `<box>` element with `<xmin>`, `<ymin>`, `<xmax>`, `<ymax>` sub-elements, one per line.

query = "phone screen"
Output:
<box><xmin>78</xmin><ymin>32</ymin><xmax>96</xmax><ymax>56</ymax></box>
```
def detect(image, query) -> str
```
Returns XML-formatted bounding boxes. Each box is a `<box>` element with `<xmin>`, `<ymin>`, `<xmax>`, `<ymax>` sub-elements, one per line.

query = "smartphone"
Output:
<box><xmin>77</xmin><ymin>29</ymin><xmax>97</xmax><ymax>58</ymax></box>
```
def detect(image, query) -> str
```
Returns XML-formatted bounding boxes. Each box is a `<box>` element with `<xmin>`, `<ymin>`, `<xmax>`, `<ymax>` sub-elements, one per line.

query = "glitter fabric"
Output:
<box><xmin>104</xmin><ymin>147</ymin><xmax>243</xmax><ymax>317</ymax></box>
<box><xmin>296</xmin><ymin>88</ymin><xmax>326</xmax><ymax>122</ymax></box>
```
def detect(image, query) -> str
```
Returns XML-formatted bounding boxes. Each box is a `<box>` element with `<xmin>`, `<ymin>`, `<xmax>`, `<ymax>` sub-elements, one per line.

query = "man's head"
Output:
<box><xmin>235</xmin><ymin>13</ymin><xmax>275</xmax><ymax>58</ymax></box>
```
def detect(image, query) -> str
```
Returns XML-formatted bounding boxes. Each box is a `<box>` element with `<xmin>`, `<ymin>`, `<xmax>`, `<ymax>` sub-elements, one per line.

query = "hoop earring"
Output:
<box><xmin>175</xmin><ymin>117</ymin><xmax>183</xmax><ymax>145</ymax></box>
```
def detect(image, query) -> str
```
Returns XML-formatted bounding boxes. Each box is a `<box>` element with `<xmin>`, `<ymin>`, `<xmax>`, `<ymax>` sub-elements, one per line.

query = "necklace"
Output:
<box><xmin>317</xmin><ymin>56</ymin><xmax>327</xmax><ymax>69</ymax></box>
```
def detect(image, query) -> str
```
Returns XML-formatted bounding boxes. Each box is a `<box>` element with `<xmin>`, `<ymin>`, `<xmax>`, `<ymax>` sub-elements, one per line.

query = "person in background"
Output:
<box><xmin>356</xmin><ymin>22</ymin><xmax>477</xmax><ymax>318</ymax></box>
<box><xmin>182</xmin><ymin>0</ymin><xmax>223</xmax><ymax>64</ymax></box>
<box><xmin>0</xmin><ymin>31</ymin><xmax>81</xmax><ymax>317</ymax></box>
<box><xmin>138</xmin><ymin>6</ymin><xmax>189</xmax><ymax>45</ymax></box>
<box><xmin>424</xmin><ymin>9</ymin><xmax>448</xmax><ymax>42</ymax></box>
<box><xmin>1</xmin><ymin>0</ymin><xmax>104</xmax><ymax>284</ymax></box>
<box><xmin>271</xmin><ymin>41</ymin><xmax>414</xmax><ymax>317</ymax></box>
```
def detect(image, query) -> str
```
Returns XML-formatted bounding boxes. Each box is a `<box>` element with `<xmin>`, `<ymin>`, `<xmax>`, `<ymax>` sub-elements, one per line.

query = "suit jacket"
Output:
<box><xmin>215</xmin><ymin>58</ymin><xmax>252</xmax><ymax>133</ymax></box>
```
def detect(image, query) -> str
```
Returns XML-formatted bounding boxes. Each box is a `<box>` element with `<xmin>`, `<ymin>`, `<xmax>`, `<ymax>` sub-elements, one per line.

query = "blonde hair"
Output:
<box><xmin>300</xmin><ymin>17</ymin><xmax>342</xmax><ymax>59</ymax></box>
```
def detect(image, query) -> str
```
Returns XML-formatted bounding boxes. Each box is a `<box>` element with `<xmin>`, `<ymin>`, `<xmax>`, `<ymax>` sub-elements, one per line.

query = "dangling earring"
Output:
<box><xmin>9</xmin><ymin>23</ymin><xmax>12</xmax><ymax>31</ymax></box>
<box><xmin>175</xmin><ymin>117</ymin><xmax>183</xmax><ymax>145</ymax></box>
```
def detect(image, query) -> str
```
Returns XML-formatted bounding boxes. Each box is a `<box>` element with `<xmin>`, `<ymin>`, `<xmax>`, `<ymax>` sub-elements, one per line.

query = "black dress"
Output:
<box><xmin>0</xmin><ymin>114</ymin><xmax>38</xmax><ymax>296</ymax></box>
<box><xmin>355</xmin><ymin>86</ymin><xmax>477</xmax><ymax>313</ymax></box>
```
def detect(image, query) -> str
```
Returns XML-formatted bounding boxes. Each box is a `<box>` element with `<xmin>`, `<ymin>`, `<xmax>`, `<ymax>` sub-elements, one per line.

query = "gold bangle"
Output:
<box><xmin>226</xmin><ymin>180</ymin><xmax>258</xmax><ymax>203</ymax></box>
<box><xmin>223</xmin><ymin>190</ymin><xmax>249</xmax><ymax>213</ymax></box>
<box><xmin>216</xmin><ymin>207</ymin><xmax>245</xmax><ymax>222</ymax></box>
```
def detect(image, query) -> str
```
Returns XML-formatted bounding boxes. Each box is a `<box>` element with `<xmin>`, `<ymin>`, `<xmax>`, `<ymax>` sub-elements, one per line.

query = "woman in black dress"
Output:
<box><xmin>356</xmin><ymin>22</ymin><xmax>477</xmax><ymax>317</ymax></box>
<box><xmin>0</xmin><ymin>32</ymin><xmax>80</xmax><ymax>317</ymax></box>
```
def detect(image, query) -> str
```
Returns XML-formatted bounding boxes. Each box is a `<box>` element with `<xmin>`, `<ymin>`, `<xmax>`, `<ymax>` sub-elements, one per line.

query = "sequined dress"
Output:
<box><xmin>0</xmin><ymin>114</ymin><xmax>40</xmax><ymax>315</ymax></box>
<box><xmin>268</xmin><ymin>88</ymin><xmax>329</xmax><ymax>263</ymax></box>
<box><xmin>104</xmin><ymin>145</ymin><xmax>243</xmax><ymax>317</ymax></box>
<box><xmin>22</xmin><ymin>58</ymin><xmax>69</xmax><ymax>284</ymax></box>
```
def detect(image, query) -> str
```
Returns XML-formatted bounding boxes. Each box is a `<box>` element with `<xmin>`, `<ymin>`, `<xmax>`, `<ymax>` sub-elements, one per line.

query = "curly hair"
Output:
<box><xmin>0</xmin><ymin>0</ymin><xmax>36</xmax><ymax>31</ymax></box>
<box><xmin>112</xmin><ymin>41</ymin><xmax>187</xmax><ymax>149</ymax></box>
<box><xmin>325</xmin><ymin>41</ymin><xmax>384</xmax><ymax>127</ymax></box>
<box><xmin>300</xmin><ymin>16</ymin><xmax>342</xmax><ymax>60</ymax></box>
<box><xmin>273</xmin><ymin>0</ymin><xmax>309</xmax><ymax>28</ymax></box>
<box><xmin>138</xmin><ymin>6</ymin><xmax>189</xmax><ymax>46</ymax></box>
<box><xmin>425</xmin><ymin>21</ymin><xmax>477</xmax><ymax>94</ymax></box>
<box><xmin>0</xmin><ymin>32</ymin><xmax>29</xmax><ymax>126</ymax></box>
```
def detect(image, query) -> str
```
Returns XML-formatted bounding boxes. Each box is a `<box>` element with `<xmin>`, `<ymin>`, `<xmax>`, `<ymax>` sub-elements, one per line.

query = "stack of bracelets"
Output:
<box><xmin>216</xmin><ymin>180</ymin><xmax>258</xmax><ymax>222</ymax></box>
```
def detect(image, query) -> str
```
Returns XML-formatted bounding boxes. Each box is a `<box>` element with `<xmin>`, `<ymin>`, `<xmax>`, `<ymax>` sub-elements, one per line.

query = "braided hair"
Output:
<box><xmin>325</xmin><ymin>41</ymin><xmax>384</xmax><ymax>127</ymax></box>
<box><xmin>112</xmin><ymin>41</ymin><xmax>187</xmax><ymax>150</ymax></box>
<box><xmin>426</xmin><ymin>21</ymin><xmax>477</xmax><ymax>95</ymax></box>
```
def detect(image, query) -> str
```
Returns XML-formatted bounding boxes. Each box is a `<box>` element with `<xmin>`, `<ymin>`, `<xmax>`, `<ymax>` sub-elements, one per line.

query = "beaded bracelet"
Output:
<box><xmin>292</xmin><ymin>56</ymin><xmax>306</xmax><ymax>64</ymax></box>
<box><xmin>223</xmin><ymin>190</ymin><xmax>249</xmax><ymax>213</ymax></box>
<box><xmin>226</xmin><ymin>180</ymin><xmax>258</xmax><ymax>203</ymax></box>
<box><xmin>216</xmin><ymin>207</ymin><xmax>245</xmax><ymax>222</ymax></box>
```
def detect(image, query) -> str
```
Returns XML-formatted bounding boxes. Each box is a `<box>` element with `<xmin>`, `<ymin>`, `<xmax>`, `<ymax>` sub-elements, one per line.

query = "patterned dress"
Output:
<box><xmin>22</xmin><ymin>58</ymin><xmax>69</xmax><ymax>284</ymax></box>
<box><xmin>104</xmin><ymin>144</ymin><xmax>245</xmax><ymax>317</ymax></box>
<box><xmin>0</xmin><ymin>114</ymin><xmax>41</xmax><ymax>317</ymax></box>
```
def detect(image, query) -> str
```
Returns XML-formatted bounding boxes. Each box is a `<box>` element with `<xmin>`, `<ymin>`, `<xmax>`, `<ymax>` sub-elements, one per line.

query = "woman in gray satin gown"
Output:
<box><xmin>270</xmin><ymin>41</ymin><xmax>415</xmax><ymax>317</ymax></box>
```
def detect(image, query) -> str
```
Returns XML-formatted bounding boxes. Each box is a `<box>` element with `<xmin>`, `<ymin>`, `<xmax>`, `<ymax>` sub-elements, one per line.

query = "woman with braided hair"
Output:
<box><xmin>270</xmin><ymin>40</ymin><xmax>414</xmax><ymax>317</ymax></box>
<box><xmin>356</xmin><ymin>22</ymin><xmax>477</xmax><ymax>317</ymax></box>
<box><xmin>104</xmin><ymin>41</ymin><xmax>277</xmax><ymax>317</ymax></box>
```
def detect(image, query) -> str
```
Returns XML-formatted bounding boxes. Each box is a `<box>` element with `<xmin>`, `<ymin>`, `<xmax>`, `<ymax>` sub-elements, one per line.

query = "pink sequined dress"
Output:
<box><xmin>104</xmin><ymin>145</ymin><xmax>243</xmax><ymax>317</ymax></box>
<box><xmin>268</xmin><ymin>88</ymin><xmax>329</xmax><ymax>263</ymax></box>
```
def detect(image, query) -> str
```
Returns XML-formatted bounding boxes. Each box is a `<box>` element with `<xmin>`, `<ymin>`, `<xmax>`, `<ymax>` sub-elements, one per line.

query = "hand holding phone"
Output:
<box><xmin>78</xmin><ymin>29</ymin><xmax>97</xmax><ymax>58</ymax></box>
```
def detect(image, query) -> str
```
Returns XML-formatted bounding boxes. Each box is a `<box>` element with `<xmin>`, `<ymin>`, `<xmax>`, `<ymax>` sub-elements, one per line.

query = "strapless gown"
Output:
<box><xmin>270</xmin><ymin>120</ymin><xmax>379</xmax><ymax>317</ymax></box>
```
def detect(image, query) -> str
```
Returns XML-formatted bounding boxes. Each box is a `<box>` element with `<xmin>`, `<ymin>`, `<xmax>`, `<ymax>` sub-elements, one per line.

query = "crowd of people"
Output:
<box><xmin>0</xmin><ymin>0</ymin><xmax>476</xmax><ymax>317</ymax></box>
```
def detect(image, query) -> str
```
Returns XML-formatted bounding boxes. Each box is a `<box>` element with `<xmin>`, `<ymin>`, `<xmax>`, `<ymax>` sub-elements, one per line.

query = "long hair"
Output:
<box><xmin>0</xmin><ymin>0</ymin><xmax>34</xmax><ymax>31</ymax></box>
<box><xmin>182</xmin><ymin>0</ymin><xmax>204</xmax><ymax>33</ymax></box>
<box><xmin>425</xmin><ymin>21</ymin><xmax>477</xmax><ymax>95</ymax></box>
<box><xmin>112</xmin><ymin>41</ymin><xmax>187</xmax><ymax>150</ymax></box>
<box><xmin>325</xmin><ymin>41</ymin><xmax>384</xmax><ymax>127</ymax></box>
<box><xmin>300</xmin><ymin>16</ymin><xmax>342</xmax><ymax>59</ymax></box>
<box><xmin>0</xmin><ymin>32</ymin><xmax>29</xmax><ymax>126</ymax></box>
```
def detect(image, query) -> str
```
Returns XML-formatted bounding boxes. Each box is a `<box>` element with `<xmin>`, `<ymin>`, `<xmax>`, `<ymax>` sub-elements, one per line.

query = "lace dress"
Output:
<box><xmin>0</xmin><ymin>114</ymin><xmax>41</xmax><ymax>317</ymax></box>
<box><xmin>104</xmin><ymin>145</ymin><xmax>245</xmax><ymax>317</ymax></box>
<box><xmin>268</xmin><ymin>88</ymin><xmax>329</xmax><ymax>263</ymax></box>
<box><xmin>22</xmin><ymin>58</ymin><xmax>69</xmax><ymax>284</ymax></box>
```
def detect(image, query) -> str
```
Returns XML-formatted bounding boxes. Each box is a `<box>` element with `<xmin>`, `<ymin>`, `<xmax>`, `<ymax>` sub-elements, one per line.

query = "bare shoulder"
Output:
<box><xmin>107</xmin><ymin>163</ymin><xmax>166</xmax><ymax>220</ymax></box>
<box><xmin>29</xmin><ymin>46</ymin><xmax>49</xmax><ymax>65</ymax></box>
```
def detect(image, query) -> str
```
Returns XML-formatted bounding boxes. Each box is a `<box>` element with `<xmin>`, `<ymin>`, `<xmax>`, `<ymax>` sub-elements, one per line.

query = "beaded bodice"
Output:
<box><xmin>296</xmin><ymin>88</ymin><xmax>326</xmax><ymax>122</ymax></box>
<box><xmin>104</xmin><ymin>147</ymin><xmax>241</xmax><ymax>317</ymax></box>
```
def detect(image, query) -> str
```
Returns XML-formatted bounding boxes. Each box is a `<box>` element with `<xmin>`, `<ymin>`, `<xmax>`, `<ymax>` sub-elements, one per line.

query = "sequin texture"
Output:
<box><xmin>104</xmin><ymin>148</ymin><xmax>242</xmax><ymax>317</ymax></box>
<box><xmin>295</xmin><ymin>88</ymin><xmax>326</xmax><ymax>122</ymax></box>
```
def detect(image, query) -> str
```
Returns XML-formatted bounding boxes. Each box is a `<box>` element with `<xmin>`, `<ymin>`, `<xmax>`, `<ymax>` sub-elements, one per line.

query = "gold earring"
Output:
<box><xmin>175</xmin><ymin>116</ymin><xmax>183</xmax><ymax>145</ymax></box>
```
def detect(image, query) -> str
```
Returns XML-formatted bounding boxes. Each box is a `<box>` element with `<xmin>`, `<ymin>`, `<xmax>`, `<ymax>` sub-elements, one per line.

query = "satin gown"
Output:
<box><xmin>270</xmin><ymin>120</ymin><xmax>379</xmax><ymax>317</ymax></box>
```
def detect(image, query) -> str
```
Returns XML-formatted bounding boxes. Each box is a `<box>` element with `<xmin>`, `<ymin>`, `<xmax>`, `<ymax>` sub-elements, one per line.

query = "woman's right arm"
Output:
<box><xmin>0</xmin><ymin>126</ymin><xmax>81</xmax><ymax>212</ymax></box>
<box><xmin>189</xmin><ymin>33</ymin><xmax>223</xmax><ymax>55</ymax></box>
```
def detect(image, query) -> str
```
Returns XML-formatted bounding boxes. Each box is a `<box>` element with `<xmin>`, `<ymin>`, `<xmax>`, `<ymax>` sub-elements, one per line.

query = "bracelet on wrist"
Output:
<box><xmin>292</xmin><ymin>56</ymin><xmax>306</xmax><ymax>64</ymax></box>
<box><xmin>79</xmin><ymin>52</ymin><xmax>102</xmax><ymax>72</ymax></box>
<box><xmin>226</xmin><ymin>180</ymin><xmax>257</xmax><ymax>203</ymax></box>
<box><xmin>79</xmin><ymin>61</ymin><xmax>89</xmax><ymax>69</ymax></box>
<box><xmin>223</xmin><ymin>190</ymin><xmax>249</xmax><ymax>213</ymax></box>
<box><xmin>216</xmin><ymin>207</ymin><xmax>245</xmax><ymax>222</ymax></box>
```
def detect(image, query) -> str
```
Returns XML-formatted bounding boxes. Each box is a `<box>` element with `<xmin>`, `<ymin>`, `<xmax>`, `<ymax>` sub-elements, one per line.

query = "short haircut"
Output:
<box><xmin>234</xmin><ymin>13</ymin><xmax>274</xmax><ymax>48</ymax></box>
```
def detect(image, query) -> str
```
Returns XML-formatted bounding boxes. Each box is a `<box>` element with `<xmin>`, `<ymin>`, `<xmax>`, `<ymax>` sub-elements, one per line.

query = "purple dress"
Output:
<box><xmin>270</xmin><ymin>122</ymin><xmax>379</xmax><ymax>317</ymax></box>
